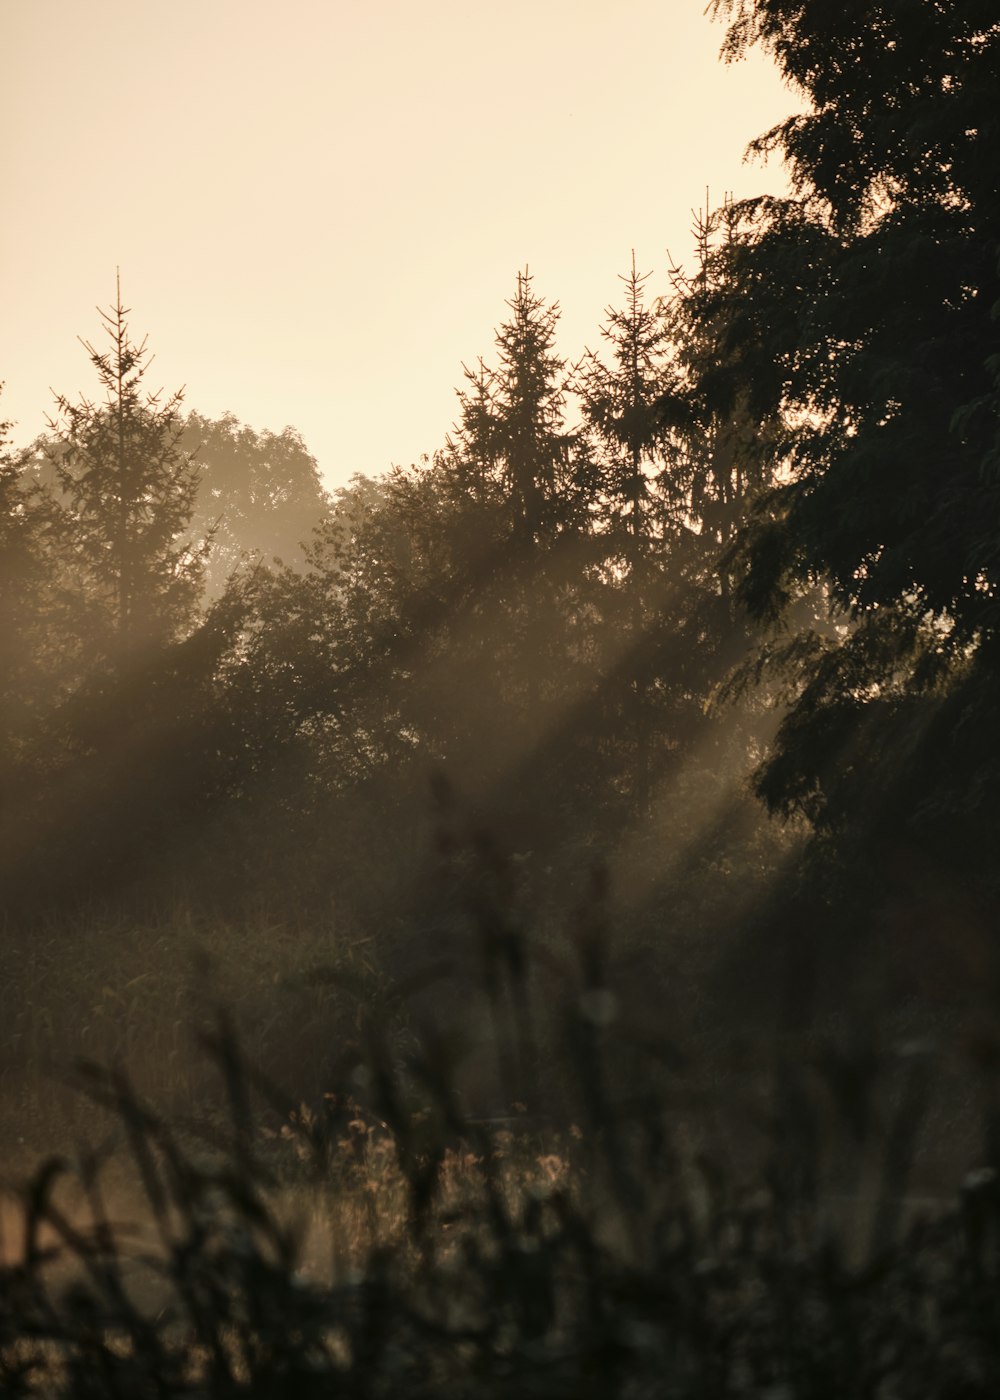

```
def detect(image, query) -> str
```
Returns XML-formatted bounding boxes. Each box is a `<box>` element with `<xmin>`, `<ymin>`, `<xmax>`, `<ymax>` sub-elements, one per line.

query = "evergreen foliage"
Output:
<box><xmin>0</xmin><ymin>254</ymin><xmax>787</xmax><ymax>925</ymax></box>
<box><xmin>45</xmin><ymin>278</ymin><xmax>207</xmax><ymax>663</ymax></box>
<box><xmin>450</xmin><ymin>268</ymin><xmax>588</xmax><ymax>544</ymax></box>
<box><xmin>0</xmin><ymin>291</ymin><xmax>247</xmax><ymax>909</ymax></box>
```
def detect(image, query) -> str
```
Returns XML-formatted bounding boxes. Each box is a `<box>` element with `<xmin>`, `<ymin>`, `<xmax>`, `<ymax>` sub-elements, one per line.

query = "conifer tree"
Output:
<box><xmin>575</xmin><ymin>240</ymin><xmax>767</xmax><ymax>821</ymax></box>
<box><xmin>47</xmin><ymin>278</ymin><xmax>207</xmax><ymax>663</ymax></box>
<box><xmin>573</xmin><ymin>258</ymin><xmax>679</xmax><ymax>812</ymax></box>
<box><xmin>576</xmin><ymin>254</ymin><xmax>676</xmax><ymax>561</ymax></box>
<box><xmin>448</xmin><ymin>268</ymin><xmax>588</xmax><ymax>544</ymax></box>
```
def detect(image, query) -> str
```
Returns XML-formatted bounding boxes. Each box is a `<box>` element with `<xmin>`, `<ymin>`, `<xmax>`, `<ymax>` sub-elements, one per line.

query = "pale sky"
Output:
<box><xmin>1</xmin><ymin>0</ymin><xmax>794</xmax><ymax>490</ymax></box>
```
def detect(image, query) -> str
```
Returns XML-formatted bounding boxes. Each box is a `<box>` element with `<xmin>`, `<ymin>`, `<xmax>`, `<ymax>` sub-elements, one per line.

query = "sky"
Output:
<box><xmin>1</xmin><ymin>0</ymin><xmax>795</xmax><ymax>491</ymax></box>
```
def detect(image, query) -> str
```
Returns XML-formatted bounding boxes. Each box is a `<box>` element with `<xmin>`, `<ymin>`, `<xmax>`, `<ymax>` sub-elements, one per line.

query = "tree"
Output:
<box><xmin>182</xmin><ymin>412</ymin><xmax>329</xmax><ymax>598</ymax></box>
<box><xmin>449</xmin><ymin>268</ymin><xmax>591</xmax><ymax>544</ymax></box>
<box><xmin>0</xmin><ymin>392</ymin><xmax>54</xmax><ymax>765</ymax></box>
<box><xmin>576</xmin><ymin>254</ymin><xmax>677</xmax><ymax>556</ymax></box>
<box><xmin>0</xmin><ymin>290</ymin><xmax>255</xmax><ymax>913</ymax></box>
<box><xmin>661</xmin><ymin>195</ymin><xmax>783</xmax><ymax>560</ymax></box>
<box><xmin>574</xmin><ymin>256</ymin><xmax>682</xmax><ymax>813</ymax></box>
<box><xmin>425</xmin><ymin>270</ymin><xmax>604</xmax><ymax>817</ymax></box>
<box><xmin>699</xmin><ymin>1</ymin><xmax>1000</xmax><ymax>893</ymax></box>
<box><xmin>221</xmin><ymin>273</ymin><xmax>608</xmax><ymax>883</ymax></box>
<box><xmin>46</xmin><ymin>277</ymin><xmax>207</xmax><ymax>663</ymax></box>
<box><xmin>571</xmin><ymin>237</ymin><xmax>786</xmax><ymax>848</ymax></box>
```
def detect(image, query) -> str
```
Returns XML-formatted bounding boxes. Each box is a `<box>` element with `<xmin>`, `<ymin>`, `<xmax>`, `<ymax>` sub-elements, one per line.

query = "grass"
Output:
<box><xmin>3</xmin><ymin>828</ymin><xmax>1000</xmax><ymax>1396</ymax></box>
<box><xmin>0</xmin><ymin>1097</ymin><xmax>997</xmax><ymax>1394</ymax></box>
<box><xmin>3</xmin><ymin>961</ymin><xmax>1000</xmax><ymax>1396</ymax></box>
<box><xmin>0</xmin><ymin>902</ymin><xmax>392</xmax><ymax>1161</ymax></box>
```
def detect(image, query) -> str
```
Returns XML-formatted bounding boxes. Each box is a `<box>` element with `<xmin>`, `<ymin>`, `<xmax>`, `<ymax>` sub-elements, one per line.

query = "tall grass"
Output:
<box><xmin>4</xmin><ymin>960</ymin><xmax>1000</xmax><ymax>1394</ymax></box>
<box><xmin>3</xmin><ymin>823</ymin><xmax>1000</xmax><ymax>1395</ymax></box>
<box><xmin>0</xmin><ymin>903</ymin><xmax>391</xmax><ymax>1160</ymax></box>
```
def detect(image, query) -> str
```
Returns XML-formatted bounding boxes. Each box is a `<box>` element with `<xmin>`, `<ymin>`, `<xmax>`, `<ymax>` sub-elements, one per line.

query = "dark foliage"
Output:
<box><xmin>3</xmin><ymin>910</ymin><xmax>1000</xmax><ymax>1399</ymax></box>
<box><xmin>702</xmin><ymin>0</ymin><xmax>1000</xmax><ymax>909</ymax></box>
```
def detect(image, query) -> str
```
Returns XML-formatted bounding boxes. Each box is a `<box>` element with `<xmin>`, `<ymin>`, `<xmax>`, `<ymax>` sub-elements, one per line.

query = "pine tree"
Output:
<box><xmin>573</xmin><ymin>257</ymin><xmax>679</xmax><ymax>813</ymax></box>
<box><xmin>576</xmin><ymin>254</ymin><xmax>675</xmax><ymax>561</ymax></box>
<box><xmin>448</xmin><ymin>268</ymin><xmax>588</xmax><ymax>544</ymax></box>
<box><xmin>47</xmin><ymin>278</ymin><xmax>207</xmax><ymax>664</ymax></box>
<box><xmin>575</xmin><ymin>239</ymin><xmax>776</xmax><ymax>822</ymax></box>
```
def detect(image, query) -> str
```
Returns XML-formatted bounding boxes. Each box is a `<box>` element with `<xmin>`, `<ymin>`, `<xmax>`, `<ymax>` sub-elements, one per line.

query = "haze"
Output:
<box><xmin>1</xmin><ymin>0</ymin><xmax>791</xmax><ymax>488</ymax></box>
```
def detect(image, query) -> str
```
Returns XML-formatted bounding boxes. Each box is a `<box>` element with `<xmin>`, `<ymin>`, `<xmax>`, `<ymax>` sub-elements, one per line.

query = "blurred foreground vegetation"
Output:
<box><xmin>4</xmin><ymin>888</ymin><xmax>1000</xmax><ymax>1397</ymax></box>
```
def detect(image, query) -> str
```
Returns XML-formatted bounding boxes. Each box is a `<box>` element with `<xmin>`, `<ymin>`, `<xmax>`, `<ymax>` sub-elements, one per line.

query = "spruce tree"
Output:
<box><xmin>576</xmin><ymin>254</ymin><xmax>676</xmax><ymax>560</ymax></box>
<box><xmin>573</xmin><ymin>257</ymin><xmax>678</xmax><ymax>812</ymax></box>
<box><xmin>448</xmin><ymin>268</ymin><xmax>588</xmax><ymax>544</ymax></box>
<box><xmin>47</xmin><ymin>278</ymin><xmax>207</xmax><ymax>664</ymax></box>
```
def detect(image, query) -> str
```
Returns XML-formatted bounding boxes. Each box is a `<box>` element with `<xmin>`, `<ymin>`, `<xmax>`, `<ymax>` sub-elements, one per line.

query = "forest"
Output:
<box><xmin>2</xmin><ymin>1</ymin><xmax>1000</xmax><ymax>1394</ymax></box>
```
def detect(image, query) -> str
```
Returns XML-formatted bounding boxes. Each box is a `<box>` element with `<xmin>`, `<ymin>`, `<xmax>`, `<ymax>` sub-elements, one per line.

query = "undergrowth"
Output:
<box><xmin>3</xmin><ymin>976</ymin><xmax>1000</xmax><ymax>1396</ymax></box>
<box><xmin>3</xmin><ymin>823</ymin><xmax>1000</xmax><ymax>1396</ymax></box>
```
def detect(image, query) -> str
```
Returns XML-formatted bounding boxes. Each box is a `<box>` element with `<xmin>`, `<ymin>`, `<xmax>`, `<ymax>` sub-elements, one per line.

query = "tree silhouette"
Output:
<box><xmin>448</xmin><ymin>268</ymin><xmax>590</xmax><ymax>544</ymax></box>
<box><xmin>46</xmin><ymin>277</ymin><xmax>207</xmax><ymax>664</ymax></box>
<box><xmin>576</xmin><ymin>254</ymin><xmax>675</xmax><ymax>557</ymax></box>
<box><xmin>700</xmin><ymin>0</ymin><xmax>1000</xmax><ymax>896</ymax></box>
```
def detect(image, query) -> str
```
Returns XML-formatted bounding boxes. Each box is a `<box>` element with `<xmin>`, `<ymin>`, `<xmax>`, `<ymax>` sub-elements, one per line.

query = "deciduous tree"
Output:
<box><xmin>701</xmin><ymin>0</ymin><xmax>1000</xmax><ymax>890</ymax></box>
<box><xmin>182</xmin><ymin>411</ymin><xmax>329</xmax><ymax>598</ymax></box>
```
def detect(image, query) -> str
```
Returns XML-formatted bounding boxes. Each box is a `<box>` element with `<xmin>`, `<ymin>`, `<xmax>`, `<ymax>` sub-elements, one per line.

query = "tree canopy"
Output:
<box><xmin>182</xmin><ymin>411</ymin><xmax>329</xmax><ymax>598</ymax></box>
<box><xmin>698</xmin><ymin>0</ymin><xmax>1000</xmax><ymax>896</ymax></box>
<box><xmin>46</xmin><ymin>281</ymin><xmax>207</xmax><ymax>663</ymax></box>
<box><xmin>11</xmin><ymin>4</ymin><xmax>997</xmax><ymax>952</ymax></box>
